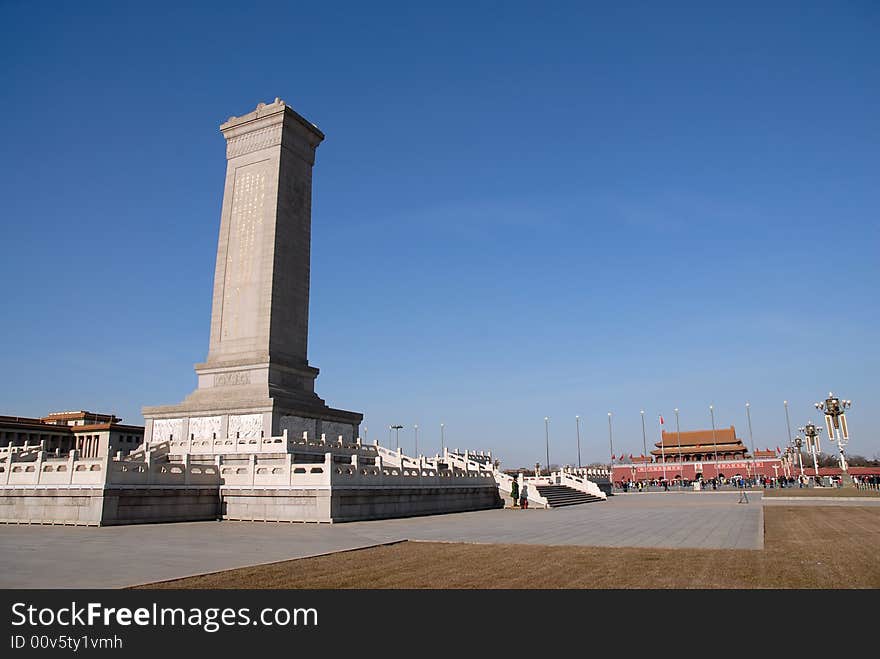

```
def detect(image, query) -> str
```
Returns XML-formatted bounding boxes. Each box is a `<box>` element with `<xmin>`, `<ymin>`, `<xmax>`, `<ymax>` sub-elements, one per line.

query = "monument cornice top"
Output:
<box><xmin>220</xmin><ymin>97</ymin><xmax>325</xmax><ymax>141</ymax></box>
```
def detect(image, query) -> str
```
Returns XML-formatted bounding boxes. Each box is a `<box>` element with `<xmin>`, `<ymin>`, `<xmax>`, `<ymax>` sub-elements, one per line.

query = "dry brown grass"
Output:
<box><xmin>763</xmin><ymin>488</ymin><xmax>880</xmax><ymax>498</ymax></box>
<box><xmin>134</xmin><ymin>506</ymin><xmax>880</xmax><ymax>589</ymax></box>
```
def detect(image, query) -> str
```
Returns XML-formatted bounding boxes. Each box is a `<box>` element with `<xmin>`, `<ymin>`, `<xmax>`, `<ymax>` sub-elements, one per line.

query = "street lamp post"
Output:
<box><xmin>608</xmin><ymin>412</ymin><xmax>614</xmax><ymax>488</ymax></box>
<box><xmin>674</xmin><ymin>408</ymin><xmax>683</xmax><ymax>486</ymax></box>
<box><xmin>544</xmin><ymin>417</ymin><xmax>550</xmax><ymax>478</ymax></box>
<box><xmin>794</xmin><ymin>436</ymin><xmax>804</xmax><ymax>479</ymax></box>
<box><xmin>709</xmin><ymin>405</ymin><xmax>719</xmax><ymax>478</ymax></box>
<box><xmin>640</xmin><ymin>411</ymin><xmax>648</xmax><ymax>485</ymax></box>
<box><xmin>783</xmin><ymin>400</ymin><xmax>795</xmax><ymax>462</ymax></box>
<box><xmin>414</xmin><ymin>424</ymin><xmax>419</xmax><ymax>457</ymax></box>
<box><xmin>575</xmin><ymin>416</ymin><xmax>582</xmax><ymax>470</ymax></box>
<box><xmin>440</xmin><ymin>423</ymin><xmax>445</xmax><ymax>455</ymax></box>
<box><xmin>814</xmin><ymin>392</ymin><xmax>853</xmax><ymax>477</ymax></box>
<box><xmin>800</xmin><ymin>423</ymin><xmax>823</xmax><ymax>484</ymax></box>
<box><xmin>391</xmin><ymin>425</ymin><xmax>403</xmax><ymax>451</ymax></box>
<box><xmin>746</xmin><ymin>402</ymin><xmax>758</xmax><ymax>485</ymax></box>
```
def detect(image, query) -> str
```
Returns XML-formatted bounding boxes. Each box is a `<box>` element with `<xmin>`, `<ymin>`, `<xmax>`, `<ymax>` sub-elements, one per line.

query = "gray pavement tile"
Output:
<box><xmin>0</xmin><ymin>491</ymin><xmax>764</xmax><ymax>588</ymax></box>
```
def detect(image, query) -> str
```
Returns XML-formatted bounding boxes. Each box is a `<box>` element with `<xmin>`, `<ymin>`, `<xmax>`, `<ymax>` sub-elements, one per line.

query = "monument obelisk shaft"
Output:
<box><xmin>143</xmin><ymin>99</ymin><xmax>362</xmax><ymax>448</ymax></box>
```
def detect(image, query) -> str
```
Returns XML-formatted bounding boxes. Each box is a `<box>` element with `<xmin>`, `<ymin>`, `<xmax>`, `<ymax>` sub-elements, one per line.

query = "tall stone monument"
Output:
<box><xmin>143</xmin><ymin>98</ymin><xmax>362</xmax><ymax>448</ymax></box>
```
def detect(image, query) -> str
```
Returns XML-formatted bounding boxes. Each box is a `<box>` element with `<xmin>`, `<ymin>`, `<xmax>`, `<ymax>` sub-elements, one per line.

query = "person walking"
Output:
<box><xmin>520</xmin><ymin>482</ymin><xmax>529</xmax><ymax>509</ymax></box>
<box><xmin>510</xmin><ymin>477</ymin><xmax>520</xmax><ymax>508</ymax></box>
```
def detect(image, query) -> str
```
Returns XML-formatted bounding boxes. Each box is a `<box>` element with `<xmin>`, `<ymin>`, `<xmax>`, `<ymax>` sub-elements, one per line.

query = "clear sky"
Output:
<box><xmin>1</xmin><ymin>1</ymin><xmax>877</xmax><ymax>468</ymax></box>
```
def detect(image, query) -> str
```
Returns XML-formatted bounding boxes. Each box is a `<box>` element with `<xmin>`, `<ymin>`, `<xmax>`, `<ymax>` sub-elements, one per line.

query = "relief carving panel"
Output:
<box><xmin>189</xmin><ymin>416</ymin><xmax>222</xmax><ymax>440</ymax></box>
<box><xmin>228</xmin><ymin>414</ymin><xmax>263</xmax><ymax>439</ymax></box>
<box><xmin>152</xmin><ymin>418</ymin><xmax>184</xmax><ymax>442</ymax></box>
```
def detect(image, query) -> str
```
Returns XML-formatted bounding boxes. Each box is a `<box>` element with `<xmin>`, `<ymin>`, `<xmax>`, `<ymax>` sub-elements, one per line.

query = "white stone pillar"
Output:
<box><xmin>4</xmin><ymin>451</ymin><xmax>13</xmax><ymax>484</ymax></box>
<box><xmin>35</xmin><ymin>450</ymin><xmax>45</xmax><ymax>485</ymax></box>
<box><xmin>67</xmin><ymin>450</ymin><xmax>77</xmax><ymax>485</ymax></box>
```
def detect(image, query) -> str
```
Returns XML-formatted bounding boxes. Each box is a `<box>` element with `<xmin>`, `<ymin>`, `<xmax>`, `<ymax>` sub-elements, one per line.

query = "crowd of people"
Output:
<box><xmin>614</xmin><ymin>473</ymin><xmax>880</xmax><ymax>491</ymax></box>
<box><xmin>852</xmin><ymin>474</ymin><xmax>880</xmax><ymax>490</ymax></box>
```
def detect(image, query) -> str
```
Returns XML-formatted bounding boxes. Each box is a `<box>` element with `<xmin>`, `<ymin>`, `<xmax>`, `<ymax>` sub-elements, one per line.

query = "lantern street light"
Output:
<box><xmin>575</xmin><ymin>416</ymin><xmax>582</xmax><ymax>470</ymax></box>
<box><xmin>799</xmin><ymin>422</ymin><xmax>823</xmax><ymax>482</ymax></box>
<box><xmin>440</xmin><ymin>423</ymin><xmax>445</xmax><ymax>455</ymax></box>
<box><xmin>814</xmin><ymin>392</ymin><xmax>852</xmax><ymax>474</ymax></box>
<box><xmin>793</xmin><ymin>436</ymin><xmax>804</xmax><ymax>479</ymax></box>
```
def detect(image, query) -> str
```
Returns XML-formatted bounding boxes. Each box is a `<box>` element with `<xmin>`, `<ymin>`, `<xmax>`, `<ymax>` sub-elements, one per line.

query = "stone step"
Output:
<box><xmin>535</xmin><ymin>485</ymin><xmax>604</xmax><ymax>507</ymax></box>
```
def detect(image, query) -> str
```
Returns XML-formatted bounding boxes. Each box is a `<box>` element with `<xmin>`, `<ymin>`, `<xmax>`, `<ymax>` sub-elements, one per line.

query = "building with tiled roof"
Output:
<box><xmin>650</xmin><ymin>425</ymin><xmax>750</xmax><ymax>463</ymax></box>
<box><xmin>0</xmin><ymin>410</ymin><xmax>143</xmax><ymax>458</ymax></box>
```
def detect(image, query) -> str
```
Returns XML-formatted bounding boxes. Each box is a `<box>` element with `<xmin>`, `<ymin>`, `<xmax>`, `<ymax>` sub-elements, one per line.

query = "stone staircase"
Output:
<box><xmin>536</xmin><ymin>484</ymin><xmax>604</xmax><ymax>507</ymax></box>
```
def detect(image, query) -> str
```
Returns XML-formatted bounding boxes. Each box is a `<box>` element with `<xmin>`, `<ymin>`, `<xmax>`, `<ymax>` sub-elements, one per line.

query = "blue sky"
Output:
<box><xmin>1</xmin><ymin>1</ymin><xmax>877</xmax><ymax>468</ymax></box>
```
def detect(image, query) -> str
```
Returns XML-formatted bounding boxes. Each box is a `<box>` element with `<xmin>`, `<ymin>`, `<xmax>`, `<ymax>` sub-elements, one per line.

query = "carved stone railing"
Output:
<box><xmin>1</xmin><ymin>450</ymin><xmax>107</xmax><ymax>487</ymax></box>
<box><xmin>558</xmin><ymin>470</ymin><xmax>607</xmax><ymax>500</ymax></box>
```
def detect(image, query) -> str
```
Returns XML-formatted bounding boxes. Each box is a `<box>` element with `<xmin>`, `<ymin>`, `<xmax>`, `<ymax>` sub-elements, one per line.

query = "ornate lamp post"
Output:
<box><xmin>799</xmin><ymin>422</ymin><xmax>823</xmax><ymax>483</ymax></box>
<box><xmin>575</xmin><ymin>415</ymin><xmax>582</xmax><ymax>470</ymax></box>
<box><xmin>814</xmin><ymin>392</ymin><xmax>852</xmax><ymax>475</ymax></box>
<box><xmin>793</xmin><ymin>436</ymin><xmax>804</xmax><ymax>479</ymax></box>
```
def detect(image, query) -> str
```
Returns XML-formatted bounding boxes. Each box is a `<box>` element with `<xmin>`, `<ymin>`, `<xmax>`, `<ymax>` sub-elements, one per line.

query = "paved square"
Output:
<box><xmin>0</xmin><ymin>492</ymin><xmax>762</xmax><ymax>588</ymax></box>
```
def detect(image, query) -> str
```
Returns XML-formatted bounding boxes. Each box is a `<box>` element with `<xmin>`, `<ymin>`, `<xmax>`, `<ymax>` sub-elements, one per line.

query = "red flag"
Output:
<box><xmin>659</xmin><ymin>415</ymin><xmax>665</xmax><ymax>425</ymax></box>
<box><xmin>611</xmin><ymin>453</ymin><xmax>615</xmax><ymax>460</ymax></box>
<box><xmin>776</xmin><ymin>446</ymin><xmax>781</xmax><ymax>454</ymax></box>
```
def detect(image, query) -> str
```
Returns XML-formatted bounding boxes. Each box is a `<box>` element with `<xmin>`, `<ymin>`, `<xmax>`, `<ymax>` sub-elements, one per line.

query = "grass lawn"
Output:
<box><xmin>763</xmin><ymin>488</ymin><xmax>880</xmax><ymax>498</ymax></box>
<box><xmin>134</xmin><ymin>506</ymin><xmax>880</xmax><ymax>589</ymax></box>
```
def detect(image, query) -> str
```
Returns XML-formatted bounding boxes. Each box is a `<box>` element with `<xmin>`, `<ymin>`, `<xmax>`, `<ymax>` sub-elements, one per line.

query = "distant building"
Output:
<box><xmin>651</xmin><ymin>425</ymin><xmax>750</xmax><ymax>462</ymax></box>
<box><xmin>0</xmin><ymin>411</ymin><xmax>143</xmax><ymax>458</ymax></box>
<box><xmin>611</xmin><ymin>425</ymin><xmax>787</xmax><ymax>482</ymax></box>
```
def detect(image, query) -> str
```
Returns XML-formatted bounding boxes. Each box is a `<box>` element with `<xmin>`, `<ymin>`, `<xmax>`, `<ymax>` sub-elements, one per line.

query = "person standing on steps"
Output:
<box><xmin>510</xmin><ymin>477</ymin><xmax>519</xmax><ymax>508</ymax></box>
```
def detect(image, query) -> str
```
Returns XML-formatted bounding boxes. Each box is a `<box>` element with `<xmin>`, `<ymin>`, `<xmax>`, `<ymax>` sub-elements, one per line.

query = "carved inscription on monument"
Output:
<box><xmin>214</xmin><ymin>372</ymin><xmax>250</xmax><ymax>386</ymax></box>
<box><xmin>219</xmin><ymin>161</ymin><xmax>269</xmax><ymax>343</ymax></box>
